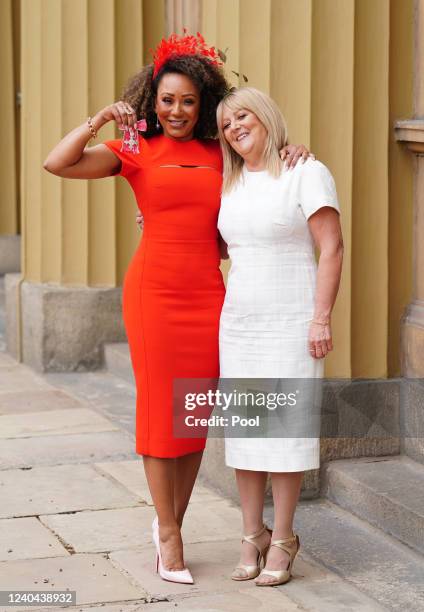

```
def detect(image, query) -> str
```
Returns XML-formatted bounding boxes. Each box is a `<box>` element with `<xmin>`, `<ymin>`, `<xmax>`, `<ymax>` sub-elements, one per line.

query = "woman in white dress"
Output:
<box><xmin>216</xmin><ymin>87</ymin><xmax>343</xmax><ymax>586</ymax></box>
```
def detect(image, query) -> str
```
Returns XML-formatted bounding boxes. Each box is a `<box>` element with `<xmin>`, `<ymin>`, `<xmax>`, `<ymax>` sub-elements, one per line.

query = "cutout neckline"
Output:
<box><xmin>159</xmin><ymin>164</ymin><xmax>216</xmax><ymax>170</ymax></box>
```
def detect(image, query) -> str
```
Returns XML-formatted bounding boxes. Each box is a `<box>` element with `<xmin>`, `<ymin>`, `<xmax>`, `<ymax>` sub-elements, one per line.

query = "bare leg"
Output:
<box><xmin>143</xmin><ymin>450</ymin><xmax>204</xmax><ymax>571</ymax></box>
<box><xmin>234</xmin><ymin>469</ymin><xmax>271</xmax><ymax>571</ymax></box>
<box><xmin>256</xmin><ymin>470</ymin><xmax>303</xmax><ymax>585</ymax></box>
<box><xmin>143</xmin><ymin>456</ymin><xmax>184</xmax><ymax>570</ymax></box>
<box><xmin>174</xmin><ymin>450</ymin><xmax>204</xmax><ymax>527</ymax></box>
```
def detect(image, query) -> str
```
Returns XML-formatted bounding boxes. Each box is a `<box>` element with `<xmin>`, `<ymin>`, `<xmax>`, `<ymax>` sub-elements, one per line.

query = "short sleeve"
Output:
<box><xmin>297</xmin><ymin>159</ymin><xmax>340</xmax><ymax>220</ymax></box>
<box><xmin>103</xmin><ymin>139</ymin><xmax>140</xmax><ymax>179</ymax></box>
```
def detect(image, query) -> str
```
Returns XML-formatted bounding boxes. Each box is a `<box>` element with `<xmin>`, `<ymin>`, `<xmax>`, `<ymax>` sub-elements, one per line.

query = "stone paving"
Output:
<box><xmin>0</xmin><ymin>345</ymin><xmax>393</xmax><ymax>612</ymax></box>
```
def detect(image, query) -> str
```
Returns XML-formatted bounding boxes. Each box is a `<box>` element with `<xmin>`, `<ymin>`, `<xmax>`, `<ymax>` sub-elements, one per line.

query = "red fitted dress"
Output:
<box><xmin>104</xmin><ymin>135</ymin><xmax>225</xmax><ymax>457</ymax></box>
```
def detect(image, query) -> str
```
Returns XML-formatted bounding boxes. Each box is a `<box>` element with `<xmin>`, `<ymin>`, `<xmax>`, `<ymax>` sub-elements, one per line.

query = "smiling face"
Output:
<box><xmin>221</xmin><ymin>105</ymin><xmax>268</xmax><ymax>167</ymax></box>
<box><xmin>154</xmin><ymin>73</ymin><xmax>200</xmax><ymax>141</ymax></box>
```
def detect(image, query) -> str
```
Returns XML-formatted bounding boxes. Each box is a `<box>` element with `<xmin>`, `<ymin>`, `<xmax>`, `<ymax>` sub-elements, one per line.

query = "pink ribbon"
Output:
<box><xmin>119</xmin><ymin>119</ymin><xmax>147</xmax><ymax>154</ymax></box>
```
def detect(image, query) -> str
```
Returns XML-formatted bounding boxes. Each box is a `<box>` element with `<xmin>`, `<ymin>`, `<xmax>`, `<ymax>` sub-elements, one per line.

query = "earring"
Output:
<box><xmin>156</xmin><ymin>115</ymin><xmax>160</xmax><ymax>130</ymax></box>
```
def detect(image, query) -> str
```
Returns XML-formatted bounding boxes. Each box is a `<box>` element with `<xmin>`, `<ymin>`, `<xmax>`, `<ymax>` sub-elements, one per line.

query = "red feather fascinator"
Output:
<box><xmin>151</xmin><ymin>30</ymin><xmax>222</xmax><ymax>78</ymax></box>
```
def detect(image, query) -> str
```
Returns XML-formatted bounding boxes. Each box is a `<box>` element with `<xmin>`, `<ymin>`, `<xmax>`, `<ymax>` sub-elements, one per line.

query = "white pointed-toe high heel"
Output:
<box><xmin>151</xmin><ymin>516</ymin><xmax>194</xmax><ymax>584</ymax></box>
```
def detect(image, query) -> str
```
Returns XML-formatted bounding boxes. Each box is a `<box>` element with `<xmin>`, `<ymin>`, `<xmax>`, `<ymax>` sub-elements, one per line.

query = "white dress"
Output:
<box><xmin>217</xmin><ymin>159</ymin><xmax>340</xmax><ymax>472</ymax></box>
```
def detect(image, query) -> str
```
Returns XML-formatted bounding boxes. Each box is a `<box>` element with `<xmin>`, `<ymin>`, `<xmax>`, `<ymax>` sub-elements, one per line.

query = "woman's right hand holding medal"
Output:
<box><xmin>94</xmin><ymin>101</ymin><xmax>138</xmax><ymax>131</ymax></box>
<box><xmin>43</xmin><ymin>100</ymin><xmax>138</xmax><ymax>179</ymax></box>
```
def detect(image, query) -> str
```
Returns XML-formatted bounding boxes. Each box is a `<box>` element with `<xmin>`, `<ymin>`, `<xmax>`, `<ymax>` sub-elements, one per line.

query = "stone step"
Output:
<box><xmin>263</xmin><ymin>496</ymin><xmax>424</xmax><ymax>612</ymax></box>
<box><xmin>321</xmin><ymin>454</ymin><xmax>424</xmax><ymax>556</ymax></box>
<box><xmin>104</xmin><ymin>342</ymin><xmax>134</xmax><ymax>385</ymax></box>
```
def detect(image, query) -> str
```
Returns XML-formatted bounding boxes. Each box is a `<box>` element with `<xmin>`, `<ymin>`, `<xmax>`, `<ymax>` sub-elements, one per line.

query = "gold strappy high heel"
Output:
<box><xmin>231</xmin><ymin>524</ymin><xmax>272</xmax><ymax>581</ymax></box>
<box><xmin>255</xmin><ymin>531</ymin><xmax>300</xmax><ymax>586</ymax></box>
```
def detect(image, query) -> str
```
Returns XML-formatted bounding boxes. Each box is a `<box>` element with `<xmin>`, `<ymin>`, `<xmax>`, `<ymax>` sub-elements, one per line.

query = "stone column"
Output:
<box><xmin>396</xmin><ymin>0</ymin><xmax>424</xmax><ymax>379</ymax></box>
<box><xmin>396</xmin><ymin>122</ymin><xmax>424</xmax><ymax>381</ymax></box>
<box><xmin>6</xmin><ymin>0</ymin><xmax>164</xmax><ymax>372</ymax></box>
<box><xmin>0</xmin><ymin>0</ymin><xmax>20</xmax><ymax>274</ymax></box>
<box><xmin>395</xmin><ymin>0</ymin><xmax>424</xmax><ymax>462</ymax></box>
<box><xmin>165</xmin><ymin>0</ymin><xmax>202</xmax><ymax>36</ymax></box>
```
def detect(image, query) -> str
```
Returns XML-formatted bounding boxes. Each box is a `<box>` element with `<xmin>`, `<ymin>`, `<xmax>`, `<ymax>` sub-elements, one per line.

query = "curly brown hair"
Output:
<box><xmin>121</xmin><ymin>55</ymin><xmax>230</xmax><ymax>139</ymax></box>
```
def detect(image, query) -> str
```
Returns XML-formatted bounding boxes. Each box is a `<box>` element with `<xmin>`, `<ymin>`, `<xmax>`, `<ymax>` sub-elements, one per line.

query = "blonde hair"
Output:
<box><xmin>217</xmin><ymin>87</ymin><xmax>288</xmax><ymax>193</ymax></box>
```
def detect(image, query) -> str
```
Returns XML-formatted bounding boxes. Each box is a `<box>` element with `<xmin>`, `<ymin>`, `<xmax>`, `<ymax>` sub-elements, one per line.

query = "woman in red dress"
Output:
<box><xmin>43</xmin><ymin>33</ymin><xmax>309</xmax><ymax>583</ymax></box>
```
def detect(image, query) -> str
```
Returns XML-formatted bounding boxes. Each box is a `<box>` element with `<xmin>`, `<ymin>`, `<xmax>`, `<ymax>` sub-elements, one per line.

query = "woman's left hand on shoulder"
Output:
<box><xmin>280</xmin><ymin>144</ymin><xmax>315</xmax><ymax>170</ymax></box>
<box><xmin>308</xmin><ymin>321</ymin><xmax>333</xmax><ymax>359</ymax></box>
<box><xmin>136</xmin><ymin>211</ymin><xmax>144</xmax><ymax>230</ymax></box>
